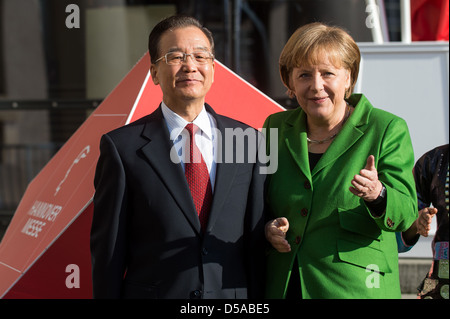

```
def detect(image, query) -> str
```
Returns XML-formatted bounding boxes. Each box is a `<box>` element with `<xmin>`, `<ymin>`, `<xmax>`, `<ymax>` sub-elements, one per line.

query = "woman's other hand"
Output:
<box><xmin>265</xmin><ymin>217</ymin><xmax>291</xmax><ymax>252</ymax></box>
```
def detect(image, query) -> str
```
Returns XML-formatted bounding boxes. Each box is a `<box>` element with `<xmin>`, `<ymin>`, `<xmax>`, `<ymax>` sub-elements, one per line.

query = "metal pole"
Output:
<box><xmin>365</xmin><ymin>0</ymin><xmax>384</xmax><ymax>43</ymax></box>
<box><xmin>400</xmin><ymin>0</ymin><xmax>412</xmax><ymax>43</ymax></box>
<box><xmin>377</xmin><ymin>0</ymin><xmax>390</xmax><ymax>42</ymax></box>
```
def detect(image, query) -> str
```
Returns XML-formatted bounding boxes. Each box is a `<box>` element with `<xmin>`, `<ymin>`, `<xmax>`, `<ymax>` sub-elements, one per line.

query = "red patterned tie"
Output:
<box><xmin>184</xmin><ymin>123</ymin><xmax>212</xmax><ymax>231</ymax></box>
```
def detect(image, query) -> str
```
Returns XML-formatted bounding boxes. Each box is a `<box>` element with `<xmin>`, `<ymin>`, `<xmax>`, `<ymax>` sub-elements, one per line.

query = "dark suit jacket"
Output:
<box><xmin>90</xmin><ymin>104</ymin><xmax>266</xmax><ymax>299</ymax></box>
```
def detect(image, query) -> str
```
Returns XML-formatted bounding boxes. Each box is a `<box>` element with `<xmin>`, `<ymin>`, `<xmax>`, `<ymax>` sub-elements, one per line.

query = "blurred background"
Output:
<box><xmin>0</xmin><ymin>0</ymin><xmax>448</xmax><ymax>297</ymax></box>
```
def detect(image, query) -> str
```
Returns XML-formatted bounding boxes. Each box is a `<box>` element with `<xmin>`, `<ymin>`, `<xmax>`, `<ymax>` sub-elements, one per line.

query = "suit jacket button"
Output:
<box><xmin>304</xmin><ymin>181</ymin><xmax>311</xmax><ymax>189</ymax></box>
<box><xmin>300</xmin><ymin>208</ymin><xmax>308</xmax><ymax>217</ymax></box>
<box><xmin>387</xmin><ymin>218</ymin><xmax>395</xmax><ymax>228</ymax></box>
<box><xmin>190</xmin><ymin>290</ymin><xmax>202</xmax><ymax>299</ymax></box>
<box><xmin>202</xmin><ymin>248</ymin><xmax>208</xmax><ymax>255</ymax></box>
<box><xmin>295</xmin><ymin>236</ymin><xmax>301</xmax><ymax>244</ymax></box>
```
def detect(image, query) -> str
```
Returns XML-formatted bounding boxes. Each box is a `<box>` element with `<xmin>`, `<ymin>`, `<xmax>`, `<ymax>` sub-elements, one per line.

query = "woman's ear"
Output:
<box><xmin>286</xmin><ymin>77</ymin><xmax>296</xmax><ymax>98</ymax></box>
<box><xmin>345</xmin><ymin>70</ymin><xmax>352</xmax><ymax>98</ymax></box>
<box><xmin>287</xmin><ymin>89</ymin><xmax>296</xmax><ymax>99</ymax></box>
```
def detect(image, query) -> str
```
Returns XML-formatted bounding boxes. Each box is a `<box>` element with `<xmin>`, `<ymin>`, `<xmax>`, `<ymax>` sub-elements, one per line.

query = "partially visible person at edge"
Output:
<box><xmin>263</xmin><ymin>22</ymin><xmax>418</xmax><ymax>299</ymax></box>
<box><xmin>396</xmin><ymin>144</ymin><xmax>449</xmax><ymax>299</ymax></box>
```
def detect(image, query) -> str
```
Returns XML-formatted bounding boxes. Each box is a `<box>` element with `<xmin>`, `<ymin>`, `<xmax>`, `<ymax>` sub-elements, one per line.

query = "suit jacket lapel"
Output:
<box><xmin>312</xmin><ymin>99</ymin><xmax>370</xmax><ymax>177</ymax></box>
<box><xmin>284</xmin><ymin>108</ymin><xmax>312</xmax><ymax>181</ymax></box>
<box><xmin>282</xmin><ymin>97</ymin><xmax>371</xmax><ymax>179</ymax></box>
<box><xmin>203</xmin><ymin>104</ymin><xmax>239</xmax><ymax>233</ymax></box>
<box><xmin>312</xmin><ymin>124</ymin><xmax>364</xmax><ymax>176</ymax></box>
<box><xmin>139</xmin><ymin>106</ymin><xmax>202</xmax><ymax>234</ymax></box>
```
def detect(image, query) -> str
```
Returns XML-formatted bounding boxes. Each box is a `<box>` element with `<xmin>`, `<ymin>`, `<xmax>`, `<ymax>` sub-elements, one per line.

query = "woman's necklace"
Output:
<box><xmin>306</xmin><ymin>133</ymin><xmax>338</xmax><ymax>144</ymax></box>
<box><xmin>307</xmin><ymin>103</ymin><xmax>351</xmax><ymax>144</ymax></box>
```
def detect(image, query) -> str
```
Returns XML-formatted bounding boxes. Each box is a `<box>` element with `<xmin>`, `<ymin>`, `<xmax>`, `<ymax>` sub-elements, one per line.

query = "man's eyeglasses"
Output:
<box><xmin>155</xmin><ymin>51</ymin><xmax>214</xmax><ymax>65</ymax></box>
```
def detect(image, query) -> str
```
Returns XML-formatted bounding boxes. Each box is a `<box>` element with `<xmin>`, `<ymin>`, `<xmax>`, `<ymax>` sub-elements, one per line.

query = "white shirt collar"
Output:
<box><xmin>161</xmin><ymin>102</ymin><xmax>213</xmax><ymax>141</ymax></box>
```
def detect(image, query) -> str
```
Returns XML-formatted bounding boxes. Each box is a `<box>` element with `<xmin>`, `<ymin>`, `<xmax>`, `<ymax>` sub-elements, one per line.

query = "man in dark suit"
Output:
<box><xmin>90</xmin><ymin>15</ymin><xmax>266</xmax><ymax>299</ymax></box>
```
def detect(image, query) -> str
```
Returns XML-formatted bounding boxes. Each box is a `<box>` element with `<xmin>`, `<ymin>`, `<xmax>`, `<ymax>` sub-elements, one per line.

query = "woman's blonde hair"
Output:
<box><xmin>279</xmin><ymin>22</ymin><xmax>361</xmax><ymax>98</ymax></box>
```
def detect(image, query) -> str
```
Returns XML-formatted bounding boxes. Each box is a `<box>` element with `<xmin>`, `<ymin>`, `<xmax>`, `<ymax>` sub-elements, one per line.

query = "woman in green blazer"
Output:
<box><xmin>264</xmin><ymin>23</ymin><xmax>418</xmax><ymax>299</ymax></box>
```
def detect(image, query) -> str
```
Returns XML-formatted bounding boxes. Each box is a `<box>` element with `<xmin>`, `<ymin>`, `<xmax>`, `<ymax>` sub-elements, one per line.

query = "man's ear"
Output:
<box><xmin>150</xmin><ymin>64</ymin><xmax>159</xmax><ymax>85</ymax></box>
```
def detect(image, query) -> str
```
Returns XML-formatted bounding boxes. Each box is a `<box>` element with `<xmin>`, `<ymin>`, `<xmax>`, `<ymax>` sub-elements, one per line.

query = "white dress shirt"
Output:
<box><xmin>161</xmin><ymin>102</ymin><xmax>217</xmax><ymax>191</ymax></box>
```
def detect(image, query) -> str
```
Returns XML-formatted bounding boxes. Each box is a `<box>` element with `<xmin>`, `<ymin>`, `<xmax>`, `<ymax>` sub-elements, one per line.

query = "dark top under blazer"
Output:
<box><xmin>90</xmin><ymin>104</ymin><xmax>266</xmax><ymax>299</ymax></box>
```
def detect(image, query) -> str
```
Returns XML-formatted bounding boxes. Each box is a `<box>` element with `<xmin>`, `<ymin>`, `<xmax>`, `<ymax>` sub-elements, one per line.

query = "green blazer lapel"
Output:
<box><xmin>312</xmin><ymin>98</ymin><xmax>371</xmax><ymax>177</ymax></box>
<box><xmin>312</xmin><ymin>124</ymin><xmax>363</xmax><ymax>177</ymax></box>
<box><xmin>284</xmin><ymin>109</ymin><xmax>311</xmax><ymax>180</ymax></box>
